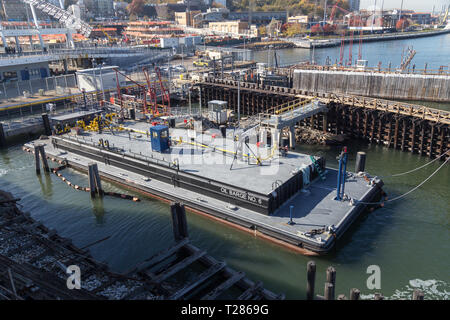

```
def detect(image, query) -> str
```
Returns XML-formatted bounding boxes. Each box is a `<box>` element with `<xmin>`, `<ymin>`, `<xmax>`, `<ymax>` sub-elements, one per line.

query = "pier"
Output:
<box><xmin>199</xmin><ymin>78</ymin><xmax>449</xmax><ymax>160</ymax></box>
<box><xmin>292</xmin><ymin>69</ymin><xmax>450</xmax><ymax>102</ymax></box>
<box><xmin>286</xmin><ymin>28</ymin><xmax>450</xmax><ymax>49</ymax></box>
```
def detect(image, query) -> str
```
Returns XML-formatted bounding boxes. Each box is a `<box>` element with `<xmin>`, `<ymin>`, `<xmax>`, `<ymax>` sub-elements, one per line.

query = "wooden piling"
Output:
<box><xmin>41</xmin><ymin>113</ymin><xmax>52</xmax><ymax>136</ymax></box>
<box><xmin>412</xmin><ymin>289</ymin><xmax>424</xmax><ymax>300</ymax></box>
<box><xmin>170</xmin><ymin>202</ymin><xmax>189</xmax><ymax>242</ymax></box>
<box><xmin>324</xmin><ymin>282</ymin><xmax>334</xmax><ymax>300</ymax></box>
<box><xmin>306</xmin><ymin>261</ymin><xmax>316</xmax><ymax>300</ymax></box>
<box><xmin>350</xmin><ymin>288</ymin><xmax>360</xmax><ymax>300</ymax></box>
<box><xmin>88</xmin><ymin>165</ymin><xmax>96</xmax><ymax>198</ymax></box>
<box><xmin>374</xmin><ymin>293</ymin><xmax>384</xmax><ymax>300</ymax></box>
<box><xmin>34</xmin><ymin>145</ymin><xmax>41</xmax><ymax>175</ymax></box>
<box><xmin>34</xmin><ymin>144</ymin><xmax>49</xmax><ymax>174</ymax></box>
<box><xmin>326</xmin><ymin>266</ymin><xmax>336</xmax><ymax>286</ymax></box>
<box><xmin>88</xmin><ymin>163</ymin><xmax>103</xmax><ymax>198</ymax></box>
<box><xmin>0</xmin><ymin>122</ymin><xmax>6</xmax><ymax>148</ymax></box>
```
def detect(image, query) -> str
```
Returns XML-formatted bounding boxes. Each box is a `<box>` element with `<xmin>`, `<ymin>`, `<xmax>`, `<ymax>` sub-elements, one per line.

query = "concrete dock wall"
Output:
<box><xmin>292</xmin><ymin>70</ymin><xmax>450</xmax><ymax>102</ymax></box>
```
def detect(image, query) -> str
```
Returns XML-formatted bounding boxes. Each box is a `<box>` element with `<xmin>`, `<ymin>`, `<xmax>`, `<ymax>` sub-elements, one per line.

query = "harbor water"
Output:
<box><xmin>252</xmin><ymin>32</ymin><xmax>450</xmax><ymax>71</ymax></box>
<box><xmin>1</xmin><ymin>35</ymin><xmax>449</xmax><ymax>299</ymax></box>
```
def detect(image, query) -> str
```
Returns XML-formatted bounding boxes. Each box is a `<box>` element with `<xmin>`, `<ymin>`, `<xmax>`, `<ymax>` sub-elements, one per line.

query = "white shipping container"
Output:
<box><xmin>76</xmin><ymin>66</ymin><xmax>125</xmax><ymax>93</ymax></box>
<box><xmin>160</xmin><ymin>37</ymin><xmax>180</xmax><ymax>48</ymax></box>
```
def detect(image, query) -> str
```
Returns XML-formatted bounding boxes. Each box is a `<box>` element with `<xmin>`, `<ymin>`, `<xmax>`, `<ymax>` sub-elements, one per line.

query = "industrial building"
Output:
<box><xmin>175</xmin><ymin>10</ymin><xmax>202</xmax><ymax>27</ymax></box>
<box><xmin>208</xmin><ymin>21</ymin><xmax>249</xmax><ymax>35</ymax></box>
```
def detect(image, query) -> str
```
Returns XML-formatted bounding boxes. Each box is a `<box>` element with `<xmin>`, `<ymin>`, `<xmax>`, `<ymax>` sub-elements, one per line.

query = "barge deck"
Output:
<box><xmin>23</xmin><ymin>123</ymin><xmax>384</xmax><ymax>254</ymax></box>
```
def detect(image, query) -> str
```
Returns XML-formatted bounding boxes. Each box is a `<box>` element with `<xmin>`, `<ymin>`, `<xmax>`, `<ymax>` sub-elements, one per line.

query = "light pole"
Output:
<box><xmin>236</xmin><ymin>72</ymin><xmax>240</xmax><ymax>125</ymax></box>
<box><xmin>99</xmin><ymin>62</ymin><xmax>106</xmax><ymax>102</ymax></box>
<box><xmin>92</xmin><ymin>58</ymin><xmax>98</xmax><ymax>93</ymax></box>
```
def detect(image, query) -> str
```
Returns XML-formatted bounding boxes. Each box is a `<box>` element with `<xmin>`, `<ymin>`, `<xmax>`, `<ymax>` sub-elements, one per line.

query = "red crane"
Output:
<box><xmin>155</xmin><ymin>67</ymin><xmax>171</xmax><ymax>115</ymax></box>
<box><xmin>328</xmin><ymin>0</ymin><xmax>343</xmax><ymax>24</ymax></box>
<box><xmin>358</xmin><ymin>14</ymin><xmax>363</xmax><ymax>60</ymax></box>
<box><xmin>348</xmin><ymin>31</ymin><xmax>354</xmax><ymax>66</ymax></box>
<box><xmin>339</xmin><ymin>30</ymin><xmax>345</xmax><ymax>66</ymax></box>
<box><xmin>143</xmin><ymin>67</ymin><xmax>158</xmax><ymax>115</ymax></box>
<box><xmin>113</xmin><ymin>68</ymin><xmax>148</xmax><ymax>114</ymax></box>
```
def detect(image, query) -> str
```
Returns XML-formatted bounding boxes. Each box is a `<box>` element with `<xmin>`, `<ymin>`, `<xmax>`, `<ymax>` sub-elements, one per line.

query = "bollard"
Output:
<box><xmin>355</xmin><ymin>151</ymin><xmax>366</xmax><ymax>173</ymax></box>
<box><xmin>288</xmin><ymin>205</ymin><xmax>295</xmax><ymax>225</ymax></box>
<box><xmin>41</xmin><ymin>113</ymin><xmax>52</xmax><ymax>136</ymax></box>
<box><xmin>0</xmin><ymin>122</ymin><xmax>6</xmax><ymax>148</ymax></box>
<box><xmin>350</xmin><ymin>288</ymin><xmax>360</xmax><ymax>300</ymax></box>
<box><xmin>306</xmin><ymin>261</ymin><xmax>316</xmax><ymax>300</ymax></box>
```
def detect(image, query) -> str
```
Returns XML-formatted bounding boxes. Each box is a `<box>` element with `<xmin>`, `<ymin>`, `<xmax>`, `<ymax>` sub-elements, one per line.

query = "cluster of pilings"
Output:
<box><xmin>25</xmin><ymin>145</ymin><xmax>140</xmax><ymax>201</ymax></box>
<box><xmin>200</xmin><ymin>82</ymin><xmax>295</xmax><ymax>116</ymax></box>
<box><xmin>199</xmin><ymin>81</ymin><xmax>449</xmax><ymax>160</ymax></box>
<box><xmin>305</xmin><ymin>261</ymin><xmax>425</xmax><ymax>300</ymax></box>
<box><xmin>299</xmin><ymin>102</ymin><xmax>449</xmax><ymax>159</ymax></box>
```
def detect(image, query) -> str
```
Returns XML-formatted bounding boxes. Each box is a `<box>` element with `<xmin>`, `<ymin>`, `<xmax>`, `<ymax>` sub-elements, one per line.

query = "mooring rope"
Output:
<box><xmin>377</xmin><ymin>149</ymin><xmax>449</xmax><ymax>178</ymax></box>
<box><xmin>23</xmin><ymin>147</ymin><xmax>140</xmax><ymax>202</ymax></box>
<box><xmin>357</xmin><ymin>156</ymin><xmax>449</xmax><ymax>205</ymax></box>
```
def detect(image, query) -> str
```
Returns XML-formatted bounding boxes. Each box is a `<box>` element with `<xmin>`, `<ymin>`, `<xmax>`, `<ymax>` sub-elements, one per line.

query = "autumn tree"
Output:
<box><xmin>127</xmin><ymin>0</ymin><xmax>145</xmax><ymax>16</ymax></box>
<box><xmin>284</xmin><ymin>23</ymin><xmax>307</xmax><ymax>37</ymax></box>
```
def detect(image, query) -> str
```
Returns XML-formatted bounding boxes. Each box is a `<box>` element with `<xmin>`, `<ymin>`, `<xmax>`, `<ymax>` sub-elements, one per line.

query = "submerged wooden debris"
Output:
<box><xmin>0</xmin><ymin>190</ymin><xmax>283</xmax><ymax>300</ymax></box>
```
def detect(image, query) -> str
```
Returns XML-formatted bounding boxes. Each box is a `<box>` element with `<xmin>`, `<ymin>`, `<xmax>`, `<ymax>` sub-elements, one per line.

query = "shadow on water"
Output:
<box><xmin>0</xmin><ymin>148</ymin><xmax>11</xmax><ymax>165</ymax></box>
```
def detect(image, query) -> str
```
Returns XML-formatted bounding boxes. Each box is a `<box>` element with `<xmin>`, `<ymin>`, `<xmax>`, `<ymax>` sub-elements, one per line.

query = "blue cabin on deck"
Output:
<box><xmin>150</xmin><ymin>125</ymin><xmax>170</xmax><ymax>152</ymax></box>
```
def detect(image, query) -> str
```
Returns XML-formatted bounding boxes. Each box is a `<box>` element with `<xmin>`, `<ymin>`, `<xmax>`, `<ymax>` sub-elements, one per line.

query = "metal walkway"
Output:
<box><xmin>260</xmin><ymin>99</ymin><xmax>327</xmax><ymax>129</ymax></box>
<box><xmin>21</xmin><ymin>0</ymin><xmax>92</xmax><ymax>37</ymax></box>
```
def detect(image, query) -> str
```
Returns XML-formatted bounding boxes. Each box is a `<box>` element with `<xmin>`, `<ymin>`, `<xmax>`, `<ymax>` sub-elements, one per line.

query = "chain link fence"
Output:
<box><xmin>0</xmin><ymin>74</ymin><xmax>78</xmax><ymax>102</ymax></box>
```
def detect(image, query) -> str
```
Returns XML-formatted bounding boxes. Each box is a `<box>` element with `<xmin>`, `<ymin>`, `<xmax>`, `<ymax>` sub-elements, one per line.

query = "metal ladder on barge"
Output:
<box><xmin>310</xmin><ymin>156</ymin><xmax>326</xmax><ymax>181</ymax></box>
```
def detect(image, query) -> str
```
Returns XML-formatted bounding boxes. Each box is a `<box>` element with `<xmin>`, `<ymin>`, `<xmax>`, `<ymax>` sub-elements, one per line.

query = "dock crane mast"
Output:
<box><xmin>113</xmin><ymin>68</ymin><xmax>149</xmax><ymax>114</ymax></box>
<box><xmin>143</xmin><ymin>67</ymin><xmax>158</xmax><ymax>115</ymax></box>
<box><xmin>328</xmin><ymin>0</ymin><xmax>343</xmax><ymax>25</ymax></box>
<box><xmin>155</xmin><ymin>67</ymin><xmax>171</xmax><ymax>115</ymax></box>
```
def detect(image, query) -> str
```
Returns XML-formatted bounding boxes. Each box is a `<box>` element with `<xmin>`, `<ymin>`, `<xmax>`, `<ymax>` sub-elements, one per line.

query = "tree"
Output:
<box><xmin>211</xmin><ymin>1</ymin><xmax>225</xmax><ymax>9</ymax></box>
<box><xmin>127</xmin><ymin>0</ymin><xmax>145</xmax><ymax>16</ymax></box>
<box><xmin>258</xmin><ymin>25</ymin><xmax>267</xmax><ymax>36</ymax></box>
<box><xmin>284</xmin><ymin>23</ymin><xmax>305</xmax><ymax>37</ymax></box>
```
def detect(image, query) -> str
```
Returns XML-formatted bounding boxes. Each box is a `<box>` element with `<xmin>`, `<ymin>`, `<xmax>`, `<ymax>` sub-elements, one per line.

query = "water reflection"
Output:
<box><xmin>91</xmin><ymin>196</ymin><xmax>105</xmax><ymax>225</ymax></box>
<box><xmin>37</xmin><ymin>172</ymin><xmax>53</xmax><ymax>199</ymax></box>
